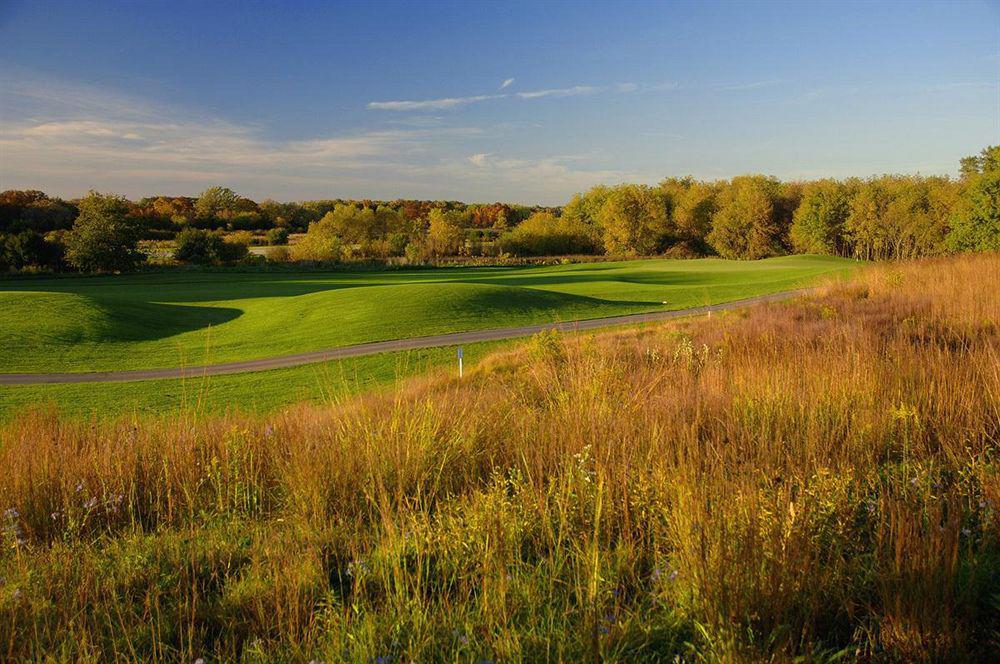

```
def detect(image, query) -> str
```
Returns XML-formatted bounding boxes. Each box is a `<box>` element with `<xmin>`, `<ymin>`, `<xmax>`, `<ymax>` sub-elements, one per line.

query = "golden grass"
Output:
<box><xmin>1</xmin><ymin>253</ymin><xmax>998</xmax><ymax>661</ymax></box>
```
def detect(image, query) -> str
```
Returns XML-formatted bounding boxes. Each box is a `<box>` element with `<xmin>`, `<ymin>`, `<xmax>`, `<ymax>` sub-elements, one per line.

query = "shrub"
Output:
<box><xmin>290</xmin><ymin>224</ymin><xmax>342</xmax><ymax>262</ymax></box>
<box><xmin>174</xmin><ymin>228</ymin><xmax>249</xmax><ymax>265</ymax></box>
<box><xmin>265</xmin><ymin>228</ymin><xmax>289</xmax><ymax>245</ymax></box>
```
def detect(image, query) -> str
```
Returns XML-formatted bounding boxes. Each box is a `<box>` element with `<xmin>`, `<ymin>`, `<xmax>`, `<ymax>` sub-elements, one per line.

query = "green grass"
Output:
<box><xmin>0</xmin><ymin>340</ymin><xmax>508</xmax><ymax>422</ymax></box>
<box><xmin>0</xmin><ymin>255</ymin><xmax>858</xmax><ymax>374</ymax></box>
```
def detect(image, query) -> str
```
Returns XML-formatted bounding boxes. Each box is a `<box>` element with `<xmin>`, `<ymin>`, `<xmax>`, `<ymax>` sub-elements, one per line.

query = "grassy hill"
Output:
<box><xmin>0</xmin><ymin>253</ymin><xmax>996</xmax><ymax>661</ymax></box>
<box><xmin>0</xmin><ymin>255</ymin><xmax>856</xmax><ymax>373</ymax></box>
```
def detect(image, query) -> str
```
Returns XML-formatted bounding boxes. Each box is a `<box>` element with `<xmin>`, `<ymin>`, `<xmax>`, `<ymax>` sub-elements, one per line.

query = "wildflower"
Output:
<box><xmin>667</xmin><ymin>569</ymin><xmax>679</xmax><ymax>582</ymax></box>
<box><xmin>194</xmin><ymin>659</ymin><xmax>205</xmax><ymax>664</ymax></box>
<box><xmin>962</xmin><ymin>527</ymin><xmax>972</xmax><ymax>536</ymax></box>
<box><xmin>3</xmin><ymin>507</ymin><xmax>18</xmax><ymax>520</ymax></box>
<box><xmin>11</xmin><ymin>588</ymin><xmax>21</xmax><ymax>600</ymax></box>
<box><xmin>84</xmin><ymin>497</ymin><xmax>98</xmax><ymax>510</ymax></box>
<box><xmin>651</xmin><ymin>566</ymin><xmax>662</xmax><ymax>581</ymax></box>
<box><xmin>346</xmin><ymin>559</ymin><xmax>368</xmax><ymax>577</ymax></box>
<box><xmin>75</xmin><ymin>482</ymin><xmax>83</xmax><ymax>493</ymax></box>
<box><xmin>50</xmin><ymin>512</ymin><xmax>60</xmax><ymax>521</ymax></box>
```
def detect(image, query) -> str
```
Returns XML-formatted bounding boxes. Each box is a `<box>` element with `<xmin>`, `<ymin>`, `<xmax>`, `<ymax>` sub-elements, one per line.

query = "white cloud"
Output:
<box><xmin>0</xmin><ymin>71</ymin><xmax>654</xmax><ymax>203</ymax></box>
<box><xmin>516</xmin><ymin>85</ymin><xmax>602</xmax><ymax>99</ymax></box>
<box><xmin>499</xmin><ymin>77</ymin><xmax>515</xmax><ymax>90</ymax></box>
<box><xmin>367</xmin><ymin>94</ymin><xmax>504</xmax><ymax>111</ymax></box>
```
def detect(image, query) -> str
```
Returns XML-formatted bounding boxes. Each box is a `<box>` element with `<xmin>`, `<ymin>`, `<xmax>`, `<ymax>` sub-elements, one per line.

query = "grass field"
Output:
<box><xmin>0</xmin><ymin>254</ymin><xmax>996</xmax><ymax>661</ymax></box>
<box><xmin>0</xmin><ymin>255</ymin><xmax>857</xmax><ymax>374</ymax></box>
<box><xmin>0</xmin><ymin>340</ymin><xmax>507</xmax><ymax>421</ymax></box>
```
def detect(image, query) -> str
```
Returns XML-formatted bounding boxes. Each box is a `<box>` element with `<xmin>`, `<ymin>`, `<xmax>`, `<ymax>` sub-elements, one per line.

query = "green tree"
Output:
<box><xmin>948</xmin><ymin>171</ymin><xmax>1000</xmax><ymax>251</ymax></box>
<box><xmin>708</xmin><ymin>175</ymin><xmax>783</xmax><ymax>259</ymax></box>
<box><xmin>64</xmin><ymin>192</ymin><xmax>144</xmax><ymax>272</ymax></box>
<box><xmin>173</xmin><ymin>228</ymin><xmax>248</xmax><ymax>265</ymax></box>
<box><xmin>790</xmin><ymin>179</ymin><xmax>852</xmax><ymax>255</ymax></box>
<box><xmin>663</xmin><ymin>178</ymin><xmax>716</xmax><ymax>246</ymax></box>
<box><xmin>195</xmin><ymin>186</ymin><xmax>241</xmax><ymax>222</ymax></box>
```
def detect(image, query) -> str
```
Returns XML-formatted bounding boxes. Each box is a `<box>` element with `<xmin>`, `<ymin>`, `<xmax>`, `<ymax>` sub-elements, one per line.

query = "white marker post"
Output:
<box><xmin>457</xmin><ymin>346</ymin><xmax>464</xmax><ymax>378</ymax></box>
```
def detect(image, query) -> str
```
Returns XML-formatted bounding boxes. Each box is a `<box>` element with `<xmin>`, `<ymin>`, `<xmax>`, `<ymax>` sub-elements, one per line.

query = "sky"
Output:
<box><xmin>0</xmin><ymin>0</ymin><xmax>998</xmax><ymax>205</ymax></box>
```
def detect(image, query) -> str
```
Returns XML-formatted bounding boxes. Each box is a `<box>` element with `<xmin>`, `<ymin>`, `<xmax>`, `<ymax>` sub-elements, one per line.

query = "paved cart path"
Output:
<box><xmin>0</xmin><ymin>290</ymin><xmax>801</xmax><ymax>385</ymax></box>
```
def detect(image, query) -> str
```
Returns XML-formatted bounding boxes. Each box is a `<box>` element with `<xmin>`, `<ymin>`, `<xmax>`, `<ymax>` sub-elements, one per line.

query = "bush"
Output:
<box><xmin>289</xmin><ymin>228</ymin><xmax>342</xmax><ymax>262</ymax></box>
<box><xmin>498</xmin><ymin>212</ymin><xmax>601</xmax><ymax>256</ymax></box>
<box><xmin>174</xmin><ymin>228</ymin><xmax>249</xmax><ymax>265</ymax></box>
<box><xmin>1</xmin><ymin>230</ymin><xmax>65</xmax><ymax>271</ymax></box>
<box><xmin>265</xmin><ymin>228</ymin><xmax>289</xmax><ymax>245</ymax></box>
<box><xmin>266</xmin><ymin>245</ymin><xmax>291</xmax><ymax>262</ymax></box>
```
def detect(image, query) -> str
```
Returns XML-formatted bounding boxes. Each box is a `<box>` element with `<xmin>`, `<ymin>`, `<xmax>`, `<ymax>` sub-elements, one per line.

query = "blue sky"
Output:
<box><xmin>1</xmin><ymin>0</ymin><xmax>998</xmax><ymax>204</ymax></box>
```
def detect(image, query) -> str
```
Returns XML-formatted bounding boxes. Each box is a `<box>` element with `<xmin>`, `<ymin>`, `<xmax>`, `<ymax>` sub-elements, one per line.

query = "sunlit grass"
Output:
<box><xmin>0</xmin><ymin>254</ymin><xmax>857</xmax><ymax>372</ymax></box>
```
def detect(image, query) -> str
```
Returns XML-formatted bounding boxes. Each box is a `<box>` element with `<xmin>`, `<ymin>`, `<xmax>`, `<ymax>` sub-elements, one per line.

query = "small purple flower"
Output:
<box><xmin>3</xmin><ymin>507</ymin><xmax>18</xmax><ymax>520</ymax></box>
<box><xmin>667</xmin><ymin>569</ymin><xmax>679</xmax><ymax>582</ymax></box>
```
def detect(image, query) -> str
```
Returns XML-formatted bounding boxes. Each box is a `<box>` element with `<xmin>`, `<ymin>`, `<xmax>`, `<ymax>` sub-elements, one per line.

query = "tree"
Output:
<box><xmin>708</xmin><ymin>176</ymin><xmax>783</xmax><ymax>259</ymax></box>
<box><xmin>498</xmin><ymin>212</ymin><xmax>602</xmax><ymax>256</ymax></box>
<box><xmin>290</xmin><ymin>215</ymin><xmax>343</xmax><ymax>262</ymax></box>
<box><xmin>64</xmin><ymin>192</ymin><xmax>144</xmax><ymax>272</ymax></box>
<box><xmin>661</xmin><ymin>178</ymin><xmax>716</xmax><ymax>247</ymax></box>
<box><xmin>948</xmin><ymin>170</ymin><xmax>1000</xmax><ymax>252</ymax></box>
<box><xmin>195</xmin><ymin>186</ymin><xmax>242</xmax><ymax>223</ymax></box>
<box><xmin>426</xmin><ymin>208</ymin><xmax>465</xmax><ymax>256</ymax></box>
<box><xmin>595</xmin><ymin>185</ymin><xmax>672</xmax><ymax>255</ymax></box>
<box><xmin>790</xmin><ymin>179</ymin><xmax>852</xmax><ymax>255</ymax></box>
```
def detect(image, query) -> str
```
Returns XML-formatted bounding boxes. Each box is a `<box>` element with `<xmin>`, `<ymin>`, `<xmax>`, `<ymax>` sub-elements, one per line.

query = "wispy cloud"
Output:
<box><xmin>500</xmin><ymin>77</ymin><xmax>515</xmax><ymax>90</ymax></box>
<box><xmin>366</xmin><ymin>94</ymin><xmax>504</xmax><ymax>111</ymax></box>
<box><xmin>516</xmin><ymin>85</ymin><xmax>602</xmax><ymax>99</ymax></box>
<box><xmin>718</xmin><ymin>79</ymin><xmax>781</xmax><ymax>92</ymax></box>
<box><xmin>0</xmin><ymin>72</ymin><xmax>638</xmax><ymax>203</ymax></box>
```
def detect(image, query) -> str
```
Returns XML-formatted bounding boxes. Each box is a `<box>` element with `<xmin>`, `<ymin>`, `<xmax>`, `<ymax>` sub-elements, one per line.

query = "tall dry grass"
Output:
<box><xmin>1</xmin><ymin>253</ymin><xmax>999</xmax><ymax>662</ymax></box>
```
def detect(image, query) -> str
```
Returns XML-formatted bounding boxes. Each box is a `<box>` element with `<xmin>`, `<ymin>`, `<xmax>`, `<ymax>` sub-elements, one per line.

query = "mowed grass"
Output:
<box><xmin>0</xmin><ymin>340</ymin><xmax>508</xmax><ymax>422</ymax></box>
<box><xmin>0</xmin><ymin>254</ymin><xmax>996</xmax><ymax>662</ymax></box>
<box><xmin>0</xmin><ymin>255</ymin><xmax>857</xmax><ymax>373</ymax></box>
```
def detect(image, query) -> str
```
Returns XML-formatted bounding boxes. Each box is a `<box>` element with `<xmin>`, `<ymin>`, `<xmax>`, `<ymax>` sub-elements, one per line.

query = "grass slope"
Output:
<box><xmin>0</xmin><ymin>255</ymin><xmax>857</xmax><ymax>373</ymax></box>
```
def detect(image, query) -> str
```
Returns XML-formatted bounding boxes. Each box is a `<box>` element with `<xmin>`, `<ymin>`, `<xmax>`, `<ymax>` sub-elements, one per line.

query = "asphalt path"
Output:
<box><xmin>0</xmin><ymin>290</ymin><xmax>800</xmax><ymax>385</ymax></box>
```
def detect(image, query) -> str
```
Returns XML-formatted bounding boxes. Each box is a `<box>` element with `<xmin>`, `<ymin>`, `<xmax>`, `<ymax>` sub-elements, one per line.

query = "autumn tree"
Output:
<box><xmin>707</xmin><ymin>175</ymin><xmax>784</xmax><ymax>259</ymax></box>
<box><xmin>594</xmin><ymin>185</ymin><xmax>671</xmax><ymax>255</ymax></box>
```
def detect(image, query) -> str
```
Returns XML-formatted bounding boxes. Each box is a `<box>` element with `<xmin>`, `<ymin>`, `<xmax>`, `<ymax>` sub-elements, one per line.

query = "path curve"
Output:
<box><xmin>0</xmin><ymin>290</ymin><xmax>801</xmax><ymax>385</ymax></box>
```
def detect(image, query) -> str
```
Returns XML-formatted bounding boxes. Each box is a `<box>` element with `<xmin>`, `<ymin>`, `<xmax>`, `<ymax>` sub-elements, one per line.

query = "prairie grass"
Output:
<box><xmin>1</xmin><ymin>253</ymin><xmax>998</xmax><ymax>662</ymax></box>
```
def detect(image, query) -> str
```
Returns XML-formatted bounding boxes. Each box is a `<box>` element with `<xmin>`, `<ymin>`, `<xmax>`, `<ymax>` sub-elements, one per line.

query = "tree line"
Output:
<box><xmin>1</xmin><ymin>146</ymin><xmax>997</xmax><ymax>273</ymax></box>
